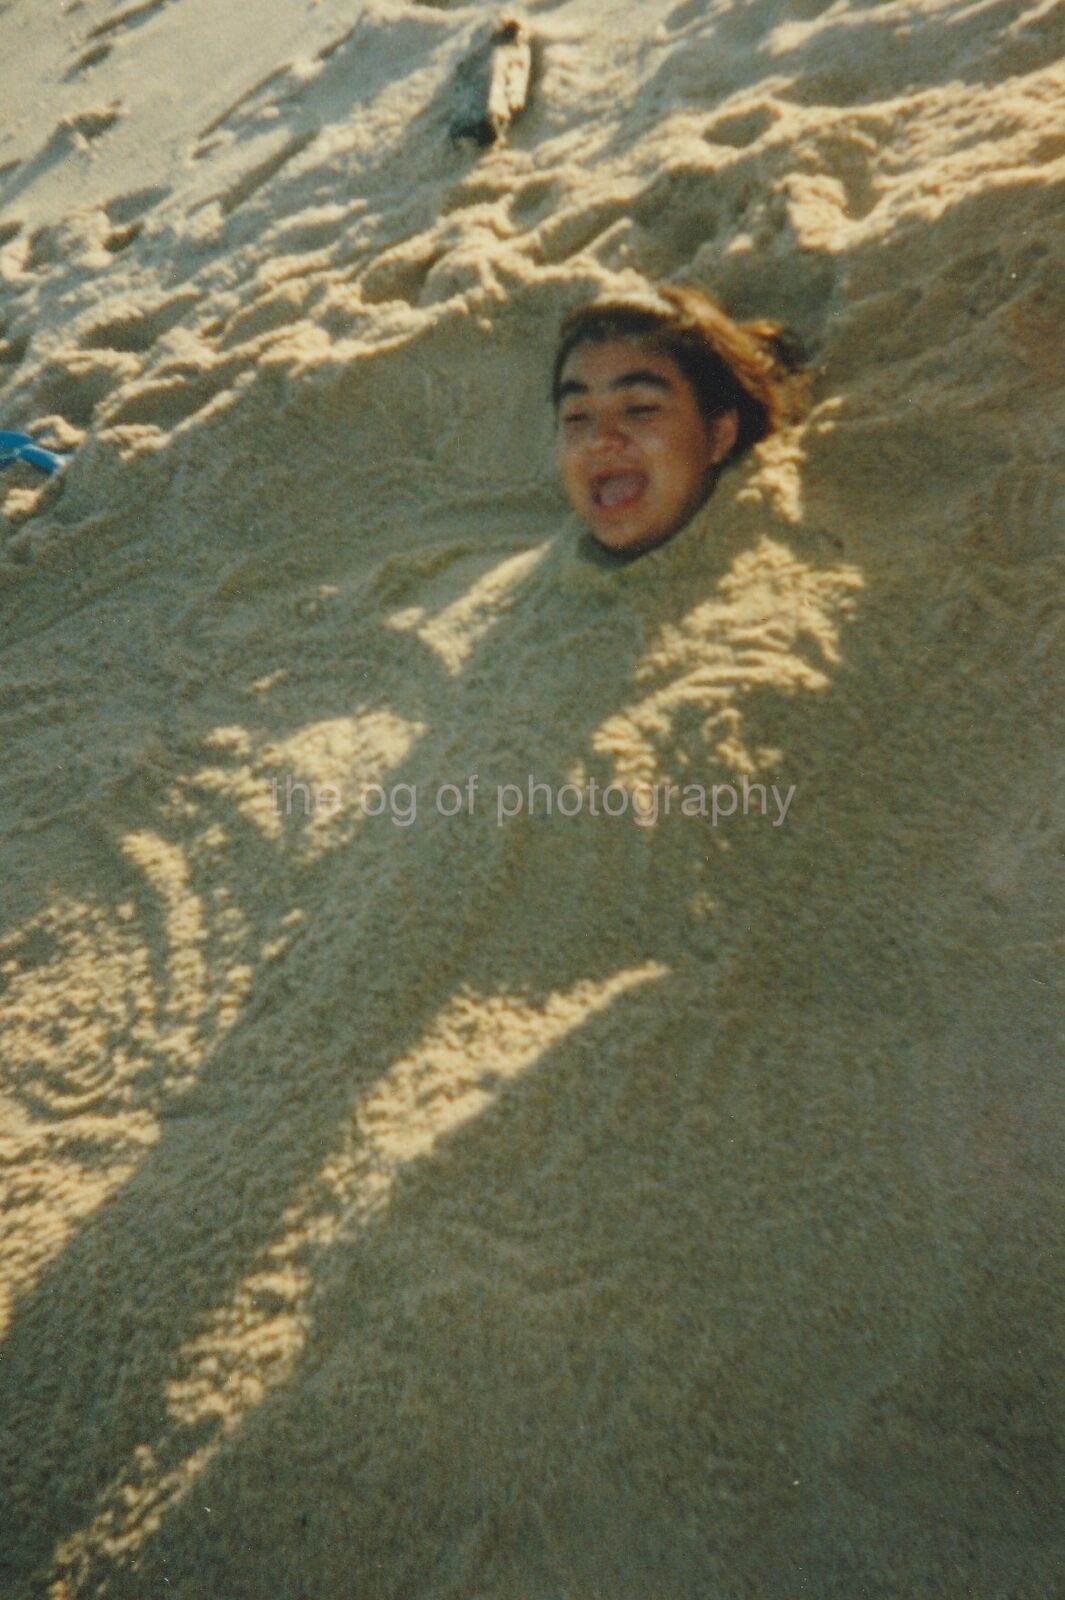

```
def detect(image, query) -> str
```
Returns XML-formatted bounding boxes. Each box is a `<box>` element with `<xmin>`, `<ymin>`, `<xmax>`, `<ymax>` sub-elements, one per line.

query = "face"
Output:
<box><xmin>555</xmin><ymin>337</ymin><xmax>738</xmax><ymax>556</ymax></box>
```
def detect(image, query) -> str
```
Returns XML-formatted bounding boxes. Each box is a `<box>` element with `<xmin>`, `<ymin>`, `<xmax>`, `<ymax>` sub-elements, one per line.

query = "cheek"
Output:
<box><xmin>557</xmin><ymin>429</ymin><xmax>583</xmax><ymax>469</ymax></box>
<box><xmin>669</xmin><ymin>415</ymin><xmax>715</xmax><ymax>478</ymax></box>
<box><xmin>556</xmin><ymin>441</ymin><xmax>585</xmax><ymax>502</ymax></box>
<box><xmin>642</xmin><ymin>422</ymin><xmax>704</xmax><ymax>484</ymax></box>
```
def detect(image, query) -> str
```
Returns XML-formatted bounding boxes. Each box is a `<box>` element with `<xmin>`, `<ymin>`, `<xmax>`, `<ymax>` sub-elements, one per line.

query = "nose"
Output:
<box><xmin>586</xmin><ymin>409</ymin><xmax>627</xmax><ymax>449</ymax></box>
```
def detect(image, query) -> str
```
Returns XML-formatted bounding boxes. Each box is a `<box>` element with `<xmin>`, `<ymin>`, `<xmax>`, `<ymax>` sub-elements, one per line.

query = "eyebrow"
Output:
<box><xmin>557</xmin><ymin>368</ymin><xmax>674</xmax><ymax>402</ymax></box>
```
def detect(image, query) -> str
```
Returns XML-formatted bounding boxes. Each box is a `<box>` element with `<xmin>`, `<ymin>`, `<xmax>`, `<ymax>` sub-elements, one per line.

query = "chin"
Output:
<box><xmin>589</xmin><ymin>519</ymin><xmax>679</xmax><ymax>557</ymax></box>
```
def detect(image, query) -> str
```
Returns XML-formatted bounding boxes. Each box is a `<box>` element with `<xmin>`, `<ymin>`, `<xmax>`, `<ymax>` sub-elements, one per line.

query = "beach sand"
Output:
<box><xmin>1</xmin><ymin>1</ymin><xmax>1062</xmax><ymax>1595</ymax></box>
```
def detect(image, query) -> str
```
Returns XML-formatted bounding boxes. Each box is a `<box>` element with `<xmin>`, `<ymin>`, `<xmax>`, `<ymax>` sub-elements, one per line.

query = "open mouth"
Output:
<box><xmin>592</xmin><ymin>471</ymin><xmax>648</xmax><ymax>512</ymax></box>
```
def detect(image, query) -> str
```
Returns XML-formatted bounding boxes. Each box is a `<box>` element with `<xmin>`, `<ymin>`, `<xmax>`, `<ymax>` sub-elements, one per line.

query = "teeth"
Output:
<box><xmin>597</xmin><ymin>474</ymin><xmax>644</xmax><ymax>508</ymax></box>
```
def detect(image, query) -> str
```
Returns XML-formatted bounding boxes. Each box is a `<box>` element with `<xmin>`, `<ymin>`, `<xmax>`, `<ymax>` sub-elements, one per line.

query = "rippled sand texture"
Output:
<box><xmin>1</xmin><ymin>0</ymin><xmax>1063</xmax><ymax>1595</ymax></box>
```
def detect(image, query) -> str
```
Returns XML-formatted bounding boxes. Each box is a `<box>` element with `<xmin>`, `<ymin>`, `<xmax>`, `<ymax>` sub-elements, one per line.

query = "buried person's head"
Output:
<box><xmin>552</xmin><ymin>284</ymin><xmax>804</xmax><ymax>556</ymax></box>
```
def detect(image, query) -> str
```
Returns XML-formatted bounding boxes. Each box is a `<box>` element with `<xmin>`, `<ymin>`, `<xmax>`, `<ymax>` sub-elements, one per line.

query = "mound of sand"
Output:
<box><xmin>1</xmin><ymin>1</ymin><xmax>1062</xmax><ymax>1595</ymax></box>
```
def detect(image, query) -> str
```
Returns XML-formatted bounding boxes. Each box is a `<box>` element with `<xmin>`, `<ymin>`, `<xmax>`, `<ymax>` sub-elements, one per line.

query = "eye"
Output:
<box><xmin>560</xmin><ymin>411</ymin><xmax>590</xmax><ymax>428</ymax></box>
<box><xmin>626</xmin><ymin>403</ymin><xmax>661</xmax><ymax>417</ymax></box>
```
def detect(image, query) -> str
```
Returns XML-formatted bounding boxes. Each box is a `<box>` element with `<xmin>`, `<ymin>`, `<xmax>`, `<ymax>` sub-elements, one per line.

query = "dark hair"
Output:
<box><xmin>551</xmin><ymin>283</ymin><xmax>806</xmax><ymax>463</ymax></box>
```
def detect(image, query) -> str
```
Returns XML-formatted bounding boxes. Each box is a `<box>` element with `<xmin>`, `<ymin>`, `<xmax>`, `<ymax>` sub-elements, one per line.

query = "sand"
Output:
<box><xmin>1</xmin><ymin>0</ymin><xmax>1063</xmax><ymax>1595</ymax></box>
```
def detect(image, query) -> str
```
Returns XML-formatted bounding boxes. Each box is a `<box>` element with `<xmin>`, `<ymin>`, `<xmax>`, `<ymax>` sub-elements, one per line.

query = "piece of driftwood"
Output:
<box><xmin>449</xmin><ymin>17</ymin><xmax>533</xmax><ymax>148</ymax></box>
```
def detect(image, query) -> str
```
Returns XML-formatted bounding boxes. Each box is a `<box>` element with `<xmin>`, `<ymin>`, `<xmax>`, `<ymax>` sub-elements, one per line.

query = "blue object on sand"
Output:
<box><xmin>0</xmin><ymin>429</ymin><xmax>69</xmax><ymax>475</ymax></box>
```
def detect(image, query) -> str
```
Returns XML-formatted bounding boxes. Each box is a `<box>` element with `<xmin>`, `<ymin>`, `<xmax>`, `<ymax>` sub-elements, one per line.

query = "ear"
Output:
<box><xmin>707</xmin><ymin>408</ymin><xmax>739</xmax><ymax>465</ymax></box>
